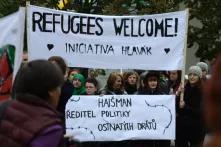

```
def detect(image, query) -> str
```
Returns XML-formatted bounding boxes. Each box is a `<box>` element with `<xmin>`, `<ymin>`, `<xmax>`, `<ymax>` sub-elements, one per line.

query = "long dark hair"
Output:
<box><xmin>168</xmin><ymin>70</ymin><xmax>181</xmax><ymax>91</ymax></box>
<box><xmin>143</xmin><ymin>71</ymin><xmax>161</xmax><ymax>92</ymax></box>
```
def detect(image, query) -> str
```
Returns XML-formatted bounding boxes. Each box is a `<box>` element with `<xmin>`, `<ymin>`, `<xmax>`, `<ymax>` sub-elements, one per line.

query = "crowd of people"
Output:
<box><xmin>0</xmin><ymin>53</ymin><xmax>221</xmax><ymax>147</ymax></box>
<box><xmin>46</xmin><ymin>56</ymin><xmax>211</xmax><ymax>147</ymax></box>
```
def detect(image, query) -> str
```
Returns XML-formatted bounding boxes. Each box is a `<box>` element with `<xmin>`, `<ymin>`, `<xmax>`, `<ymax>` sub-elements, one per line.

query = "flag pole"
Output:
<box><xmin>180</xmin><ymin>9</ymin><xmax>189</xmax><ymax>107</ymax></box>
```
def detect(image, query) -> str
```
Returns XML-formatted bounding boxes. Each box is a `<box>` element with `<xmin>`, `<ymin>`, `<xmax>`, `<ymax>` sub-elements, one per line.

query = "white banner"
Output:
<box><xmin>27</xmin><ymin>5</ymin><xmax>188</xmax><ymax>70</ymax></box>
<box><xmin>0</xmin><ymin>8</ymin><xmax>25</xmax><ymax>100</ymax></box>
<box><xmin>66</xmin><ymin>95</ymin><xmax>175</xmax><ymax>141</ymax></box>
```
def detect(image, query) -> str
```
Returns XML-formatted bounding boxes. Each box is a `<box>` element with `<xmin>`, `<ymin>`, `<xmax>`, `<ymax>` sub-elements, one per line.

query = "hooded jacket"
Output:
<box><xmin>72</xmin><ymin>74</ymin><xmax>86</xmax><ymax>95</ymax></box>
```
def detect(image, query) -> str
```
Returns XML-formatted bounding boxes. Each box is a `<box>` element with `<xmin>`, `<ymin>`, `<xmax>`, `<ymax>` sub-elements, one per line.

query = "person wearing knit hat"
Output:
<box><xmin>188</xmin><ymin>65</ymin><xmax>202</xmax><ymax>87</ymax></box>
<box><xmin>176</xmin><ymin>65</ymin><xmax>204</xmax><ymax>147</ymax></box>
<box><xmin>196</xmin><ymin>62</ymin><xmax>209</xmax><ymax>81</ymax></box>
<box><xmin>188</xmin><ymin>65</ymin><xmax>202</xmax><ymax>78</ymax></box>
<box><xmin>197</xmin><ymin>62</ymin><xmax>208</xmax><ymax>72</ymax></box>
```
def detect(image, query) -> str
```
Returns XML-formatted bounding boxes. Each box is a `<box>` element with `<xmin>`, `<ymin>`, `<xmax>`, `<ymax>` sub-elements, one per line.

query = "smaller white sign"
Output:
<box><xmin>65</xmin><ymin>95</ymin><xmax>175</xmax><ymax>141</ymax></box>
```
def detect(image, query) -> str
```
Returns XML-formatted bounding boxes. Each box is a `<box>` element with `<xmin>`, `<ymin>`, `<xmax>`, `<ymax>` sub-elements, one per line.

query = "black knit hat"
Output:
<box><xmin>144</xmin><ymin>71</ymin><xmax>160</xmax><ymax>82</ymax></box>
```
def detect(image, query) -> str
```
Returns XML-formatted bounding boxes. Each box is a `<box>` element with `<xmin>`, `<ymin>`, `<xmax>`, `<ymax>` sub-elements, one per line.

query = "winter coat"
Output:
<box><xmin>167</xmin><ymin>80</ymin><xmax>180</xmax><ymax>94</ymax></box>
<box><xmin>125</xmin><ymin>84</ymin><xmax>137</xmax><ymax>94</ymax></box>
<box><xmin>138</xmin><ymin>87</ymin><xmax>166</xmax><ymax>95</ymax></box>
<box><xmin>176</xmin><ymin>82</ymin><xmax>205</xmax><ymax>144</ymax></box>
<box><xmin>0</xmin><ymin>93</ymin><xmax>63</xmax><ymax>147</ymax></box>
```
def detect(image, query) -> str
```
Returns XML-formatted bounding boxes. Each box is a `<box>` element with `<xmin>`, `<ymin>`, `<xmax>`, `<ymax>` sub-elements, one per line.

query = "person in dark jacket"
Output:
<box><xmin>167</xmin><ymin>70</ymin><xmax>182</xmax><ymax>94</ymax></box>
<box><xmin>48</xmin><ymin>56</ymin><xmax>74</xmax><ymax>123</ymax></box>
<box><xmin>0</xmin><ymin>59</ymin><xmax>64</xmax><ymax>147</ymax></box>
<box><xmin>176</xmin><ymin>66</ymin><xmax>205</xmax><ymax>147</ymax></box>
<box><xmin>137</xmin><ymin>71</ymin><xmax>170</xmax><ymax>147</ymax></box>
<box><xmin>138</xmin><ymin>71</ymin><xmax>166</xmax><ymax>95</ymax></box>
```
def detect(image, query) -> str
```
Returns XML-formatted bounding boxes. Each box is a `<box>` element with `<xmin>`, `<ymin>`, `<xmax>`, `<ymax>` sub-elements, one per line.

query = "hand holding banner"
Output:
<box><xmin>27</xmin><ymin>5</ymin><xmax>188</xmax><ymax>70</ymax></box>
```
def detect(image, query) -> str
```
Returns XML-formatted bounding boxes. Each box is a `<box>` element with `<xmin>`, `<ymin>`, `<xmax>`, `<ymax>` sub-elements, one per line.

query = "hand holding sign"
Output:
<box><xmin>28</xmin><ymin>5</ymin><xmax>187</xmax><ymax>70</ymax></box>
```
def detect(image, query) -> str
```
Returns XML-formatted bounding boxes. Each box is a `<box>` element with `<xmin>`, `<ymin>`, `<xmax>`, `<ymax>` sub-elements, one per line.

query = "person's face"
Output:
<box><xmin>169</xmin><ymin>71</ymin><xmax>178</xmax><ymax>81</ymax></box>
<box><xmin>148</xmin><ymin>77</ymin><xmax>158</xmax><ymax>89</ymax></box>
<box><xmin>128</xmin><ymin>74</ymin><xmax>137</xmax><ymax>85</ymax></box>
<box><xmin>113</xmin><ymin>76</ymin><xmax>122</xmax><ymax>90</ymax></box>
<box><xmin>48</xmin><ymin>86</ymin><xmax>61</xmax><ymax>107</ymax></box>
<box><xmin>86</xmin><ymin>82</ymin><xmax>97</xmax><ymax>95</ymax></box>
<box><xmin>73</xmin><ymin>79</ymin><xmax>82</xmax><ymax>88</ymax></box>
<box><xmin>188</xmin><ymin>73</ymin><xmax>200</xmax><ymax>85</ymax></box>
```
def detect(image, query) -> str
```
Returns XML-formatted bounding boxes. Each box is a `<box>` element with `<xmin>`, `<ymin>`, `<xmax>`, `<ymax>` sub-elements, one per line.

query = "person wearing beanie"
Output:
<box><xmin>176</xmin><ymin>65</ymin><xmax>205</xmax><ymax>147</ymax></box>
<box><xmin>188</xmin><ymin>65</ymin><xmax>203</xmax><ymax>84</ymax></box>
<box><xmin>196</xmin><ymin>62</ymin><xmax>209</xmax><ymax>81</ymax></box>
<box><xmin>72</xmin><ymin>73</ymin><xmax>86</xmax><ymax>95</ymax></box>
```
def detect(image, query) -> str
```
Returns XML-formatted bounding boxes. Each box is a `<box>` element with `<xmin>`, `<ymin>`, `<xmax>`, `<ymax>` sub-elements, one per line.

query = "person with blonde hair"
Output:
<box><xmin>100</xmin><ymin>72</ymin><xmax>127</xmax><ymax>95</ymax></box>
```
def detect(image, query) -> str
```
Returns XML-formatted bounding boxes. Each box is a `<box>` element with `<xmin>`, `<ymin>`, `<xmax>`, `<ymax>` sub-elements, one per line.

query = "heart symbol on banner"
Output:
<box><xmin>47</xmin><ymin>44</ymin><xmax>54</xmax><ymax>51</ymax></box>
<box><xmin>164</xmin><ymin>48</ymin><xmax>170</xmax><ymax>54</ymax></box>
